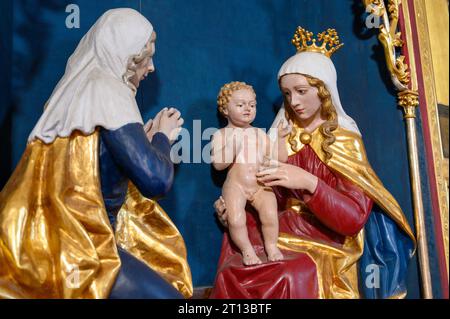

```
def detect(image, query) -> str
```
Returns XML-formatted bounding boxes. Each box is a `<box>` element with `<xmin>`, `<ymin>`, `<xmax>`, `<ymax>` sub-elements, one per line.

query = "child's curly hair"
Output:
<box><xmin>217</xmin><ymin>81</ymin><xmax>255</xmax><ymax>116</ymax></box>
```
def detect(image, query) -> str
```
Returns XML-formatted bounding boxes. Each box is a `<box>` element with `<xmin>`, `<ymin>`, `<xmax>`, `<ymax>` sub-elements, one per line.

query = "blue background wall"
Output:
<box><xmin>0</xmin><ymin>0</ymin><xmax>443</xmax><ymax>298</ymax></box>
<box><xmin>0</xmin><ymin>0</ymin><xmax>13</xmax><ymax>187</ymax></box>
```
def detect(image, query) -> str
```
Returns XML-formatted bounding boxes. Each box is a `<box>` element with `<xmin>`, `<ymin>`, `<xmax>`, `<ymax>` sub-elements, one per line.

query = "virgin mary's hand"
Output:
<box><xmin>256</xmin><ymin>158</ymin><xmax>318</xmax><ymax>194</ymax></box>
<box><xmin>214</xmin><ymin>196</ymin><xmax>228</xmax><ymax>227</ymax></box>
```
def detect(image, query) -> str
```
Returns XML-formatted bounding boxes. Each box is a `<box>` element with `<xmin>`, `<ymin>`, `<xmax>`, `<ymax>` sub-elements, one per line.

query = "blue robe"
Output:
<box><xmin>99</xmin><ymin>123</ymin><xmax>182</xmax><ymax>299</ymax></box>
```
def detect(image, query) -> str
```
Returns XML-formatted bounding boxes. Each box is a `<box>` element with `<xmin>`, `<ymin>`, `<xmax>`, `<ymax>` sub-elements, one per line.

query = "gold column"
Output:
<box><xmin>363</xmin><ymin>0</ymin><xmax>433</xmax><ymax>298</ymax></box>
<box><xmin>413</xmin><ymin>0</ymin><xmax>449</xmax><ymax>285</ymax></box>
<box><xmin>399</xmin><ymin>90</ymin><xmax>433</xmax><ymax>299</ymax></box>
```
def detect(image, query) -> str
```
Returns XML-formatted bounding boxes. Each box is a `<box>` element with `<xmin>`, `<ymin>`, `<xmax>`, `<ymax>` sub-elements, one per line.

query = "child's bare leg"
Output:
<box><xmin>223</xmin><ymin>186</ymin><xmax>262</xmax><ymax>266</ymax></box>
<box><xmin>251</xmin><ymin>188</ymin><xmax>283</xmax><ymax>261</ymax></box>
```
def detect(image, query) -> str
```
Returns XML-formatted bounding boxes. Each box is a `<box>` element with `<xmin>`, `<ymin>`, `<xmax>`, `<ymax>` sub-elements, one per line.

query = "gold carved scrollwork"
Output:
<box><xmin>364</xmin><ymin>0</ymin><xmax>410</xmax><ymax>90</ymax></box>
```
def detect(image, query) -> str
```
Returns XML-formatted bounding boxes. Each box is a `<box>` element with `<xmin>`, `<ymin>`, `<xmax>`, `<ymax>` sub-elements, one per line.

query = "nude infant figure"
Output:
<box><xmin>211</xmin><ymin>81</ymin><xmax>291</xmax><ymax>266</ymax></box>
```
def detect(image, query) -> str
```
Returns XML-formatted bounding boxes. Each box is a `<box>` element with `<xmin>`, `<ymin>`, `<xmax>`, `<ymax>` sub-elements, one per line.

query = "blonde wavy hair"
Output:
<box><xmin>283</xmin><ymin>74</ymin><xmax>338</xmax><ymax>161</ymax></box>
<box><xmin>122</xmin><ymin>40</ymin><xmax>153</xmax><ymax>93</ymax></box>
<box><xmin>217</xmin><ymin>81</ymin><xmax>255</xmax><ymax>116</ymax></box>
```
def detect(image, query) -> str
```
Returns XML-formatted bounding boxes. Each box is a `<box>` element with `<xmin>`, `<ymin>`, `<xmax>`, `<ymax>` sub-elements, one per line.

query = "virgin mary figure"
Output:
<box><xmin>0</xmin><ymin>8</ymin><xmax>192</xmax><ymax>299</ymax></box>
<box><xmin>211</xmin><ymin>27</ymin><xmax>416</xmax><ymax>299</ymax></box>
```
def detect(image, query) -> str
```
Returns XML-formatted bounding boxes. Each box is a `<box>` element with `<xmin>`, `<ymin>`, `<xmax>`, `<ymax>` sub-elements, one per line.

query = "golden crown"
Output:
<box><xmin>291</xmin><ymin>27</ymin><xmax>344</xmax><ymax>58</ymax></box>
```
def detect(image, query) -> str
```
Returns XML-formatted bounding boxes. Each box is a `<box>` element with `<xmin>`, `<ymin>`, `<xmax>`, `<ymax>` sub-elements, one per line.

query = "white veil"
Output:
<box><xmin>28</xmin><ymin>8</ymin><xmax>153</xmax><ymax>143</ymax></box>
<box><xmin>271</xmin><ymin>52</ymin><xmax>361</xmax><ymax>135</ymax></box>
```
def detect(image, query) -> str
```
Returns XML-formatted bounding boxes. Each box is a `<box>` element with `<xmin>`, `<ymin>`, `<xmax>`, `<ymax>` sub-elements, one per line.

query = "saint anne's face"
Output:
<box><xmin>223</xmin><ymin>89</ymin><xmax>257</xmax><ymax>128</ymax></box>
<box><xmin>279</xmin><ymin>73</ymin><xmax>322</xmax><ymax>126</ymax></box>
<box><xmin>130</xmin><ymin>31</ymin><xmax>156</xmax><ymax>88</ymax></box>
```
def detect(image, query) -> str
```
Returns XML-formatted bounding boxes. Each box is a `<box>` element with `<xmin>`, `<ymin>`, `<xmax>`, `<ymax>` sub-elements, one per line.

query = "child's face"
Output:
<box><xmin>224</xmin><ymin>89</ymin><xmax>257</xmax><ymax>127</ymax></box>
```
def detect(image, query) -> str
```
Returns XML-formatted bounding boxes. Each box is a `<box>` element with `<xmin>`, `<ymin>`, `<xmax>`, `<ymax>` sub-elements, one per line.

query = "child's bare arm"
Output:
<box><xmin>276</xmin><ymin>138</ymin><xmax>289</xmax><ymax>163</ymax></box>
<box><xmin>275</xmin><ymin>120</ymin><xmax>291</xmax><ymax>163</ymax></box>
<box><xmin>211</xmin><ymin>129</ymin><xmax>238</xmax><ymax>170</ymax></box>
<box><xmin>265</xmin><ymin>122</ymin><xmax>290</xmax><ymax>163</ymax></box>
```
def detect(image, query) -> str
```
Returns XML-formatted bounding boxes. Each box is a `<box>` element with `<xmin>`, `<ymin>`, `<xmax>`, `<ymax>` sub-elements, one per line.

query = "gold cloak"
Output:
<box><xmin>0</xmin><ymin>130</ymin><xmax>193</xmax><ymax>299</ymax></box>
<box><xmin>276</xmin><ymin>125</ymin><xmax>416</xmax><ymax>299</ymax></box>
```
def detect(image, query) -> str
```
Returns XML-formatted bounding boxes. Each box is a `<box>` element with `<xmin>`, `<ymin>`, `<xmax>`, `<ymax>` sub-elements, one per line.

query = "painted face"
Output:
<box><xmin>130</xmin><ymin>31</ymin><xmax>156</xmax><ymax>88</ymax></box>
<box><xmin>223</xmin><ymin>88</ymin><xmax>257</xmax><ymax>128</ymax></box>
<box><xmin>279</xmin><ymin>73</ymin><xmax>322</xmax><ymax>125</ymax></box>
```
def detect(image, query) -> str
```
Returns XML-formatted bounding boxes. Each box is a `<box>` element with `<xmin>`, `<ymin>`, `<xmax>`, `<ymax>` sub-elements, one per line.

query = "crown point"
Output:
<box><xmin>291</xmin><ymin>26</ymin><xmax>344</xmax><ymax>58</ymax></box>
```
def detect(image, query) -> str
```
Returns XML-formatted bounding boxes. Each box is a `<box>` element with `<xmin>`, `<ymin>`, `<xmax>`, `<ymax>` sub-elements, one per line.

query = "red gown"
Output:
<box><xmin>210</xmin><ymin>145</ymin><xmax>373</xmax><ymax>299</ymax></box>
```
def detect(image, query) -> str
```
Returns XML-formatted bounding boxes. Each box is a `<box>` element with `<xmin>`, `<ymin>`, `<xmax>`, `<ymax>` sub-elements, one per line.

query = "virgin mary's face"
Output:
<box><xmin>280</xmin><ymin>73</ymin><xmax>322</xmax><ymax>126</ymax></box>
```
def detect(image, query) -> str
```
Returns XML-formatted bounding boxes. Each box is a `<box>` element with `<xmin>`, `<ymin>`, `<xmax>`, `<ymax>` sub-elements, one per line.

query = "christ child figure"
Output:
<box><xmin>211</xmin><ymin>81</ymin><xmax>291</xmax><ymax>266</ymax></box>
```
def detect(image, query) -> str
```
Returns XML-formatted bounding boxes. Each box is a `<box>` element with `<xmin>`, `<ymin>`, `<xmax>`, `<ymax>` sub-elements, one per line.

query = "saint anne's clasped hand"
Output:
<box><xmin>144</xmin><ymin>107</ymin><xmax>184</xmax><ymax>144</ymax></box>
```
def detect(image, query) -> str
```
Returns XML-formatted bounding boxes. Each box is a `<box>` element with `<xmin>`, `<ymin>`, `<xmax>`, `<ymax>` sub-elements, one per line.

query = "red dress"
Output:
<box><xmin>210</xmin><ymin>145</ymin><xmax>373</xmax><ymax>299</ymax></box>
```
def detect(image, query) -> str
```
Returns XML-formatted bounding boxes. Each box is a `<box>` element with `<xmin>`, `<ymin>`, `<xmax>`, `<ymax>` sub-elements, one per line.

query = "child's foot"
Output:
<box><xmin>266</xmin><ymin>245</ymin><xmax>284</xmax><ymax>262</ymax></box>
<box><xmin>242</xmin><ymin>250</ymin><xmax>262</xmax><ymax>266</ymax></box>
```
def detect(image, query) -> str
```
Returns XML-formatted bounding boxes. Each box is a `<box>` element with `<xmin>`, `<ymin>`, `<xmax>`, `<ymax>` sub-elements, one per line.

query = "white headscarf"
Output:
<box><xmin>28</xmin><ymin>8</ymin><xmax>153</xmax><ymax>143</ymax></box>
<box><xmin>271</xmin><ymin>51</ymin><xmax>361</xmax><ymax>135</ymax></box>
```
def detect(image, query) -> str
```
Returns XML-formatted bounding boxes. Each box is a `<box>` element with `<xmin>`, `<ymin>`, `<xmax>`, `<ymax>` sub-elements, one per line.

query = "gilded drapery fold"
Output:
<box><xmin>276</xmin><ymin>125</ymin><xmax>416</xmax><ymax>298</ymax></box>
<box><xmin>0</xmin><ymin>131</ymin><xmax>192</xmax><ymax>298</ymax></box>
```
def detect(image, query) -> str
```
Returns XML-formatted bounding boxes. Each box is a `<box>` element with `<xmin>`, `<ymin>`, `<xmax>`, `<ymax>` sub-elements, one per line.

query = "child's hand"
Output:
<box><xmin>277</xmin><ymin>119</ymin><xmax>292</xmax><ymax>138</ymax></box>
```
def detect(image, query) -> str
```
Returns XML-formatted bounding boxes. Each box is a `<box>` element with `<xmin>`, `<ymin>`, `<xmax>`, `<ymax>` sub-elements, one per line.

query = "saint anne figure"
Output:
<box><xmin>0</xmin><ymin>8</ymin><xmax>192</xmax><ymax>299</ymax></box>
